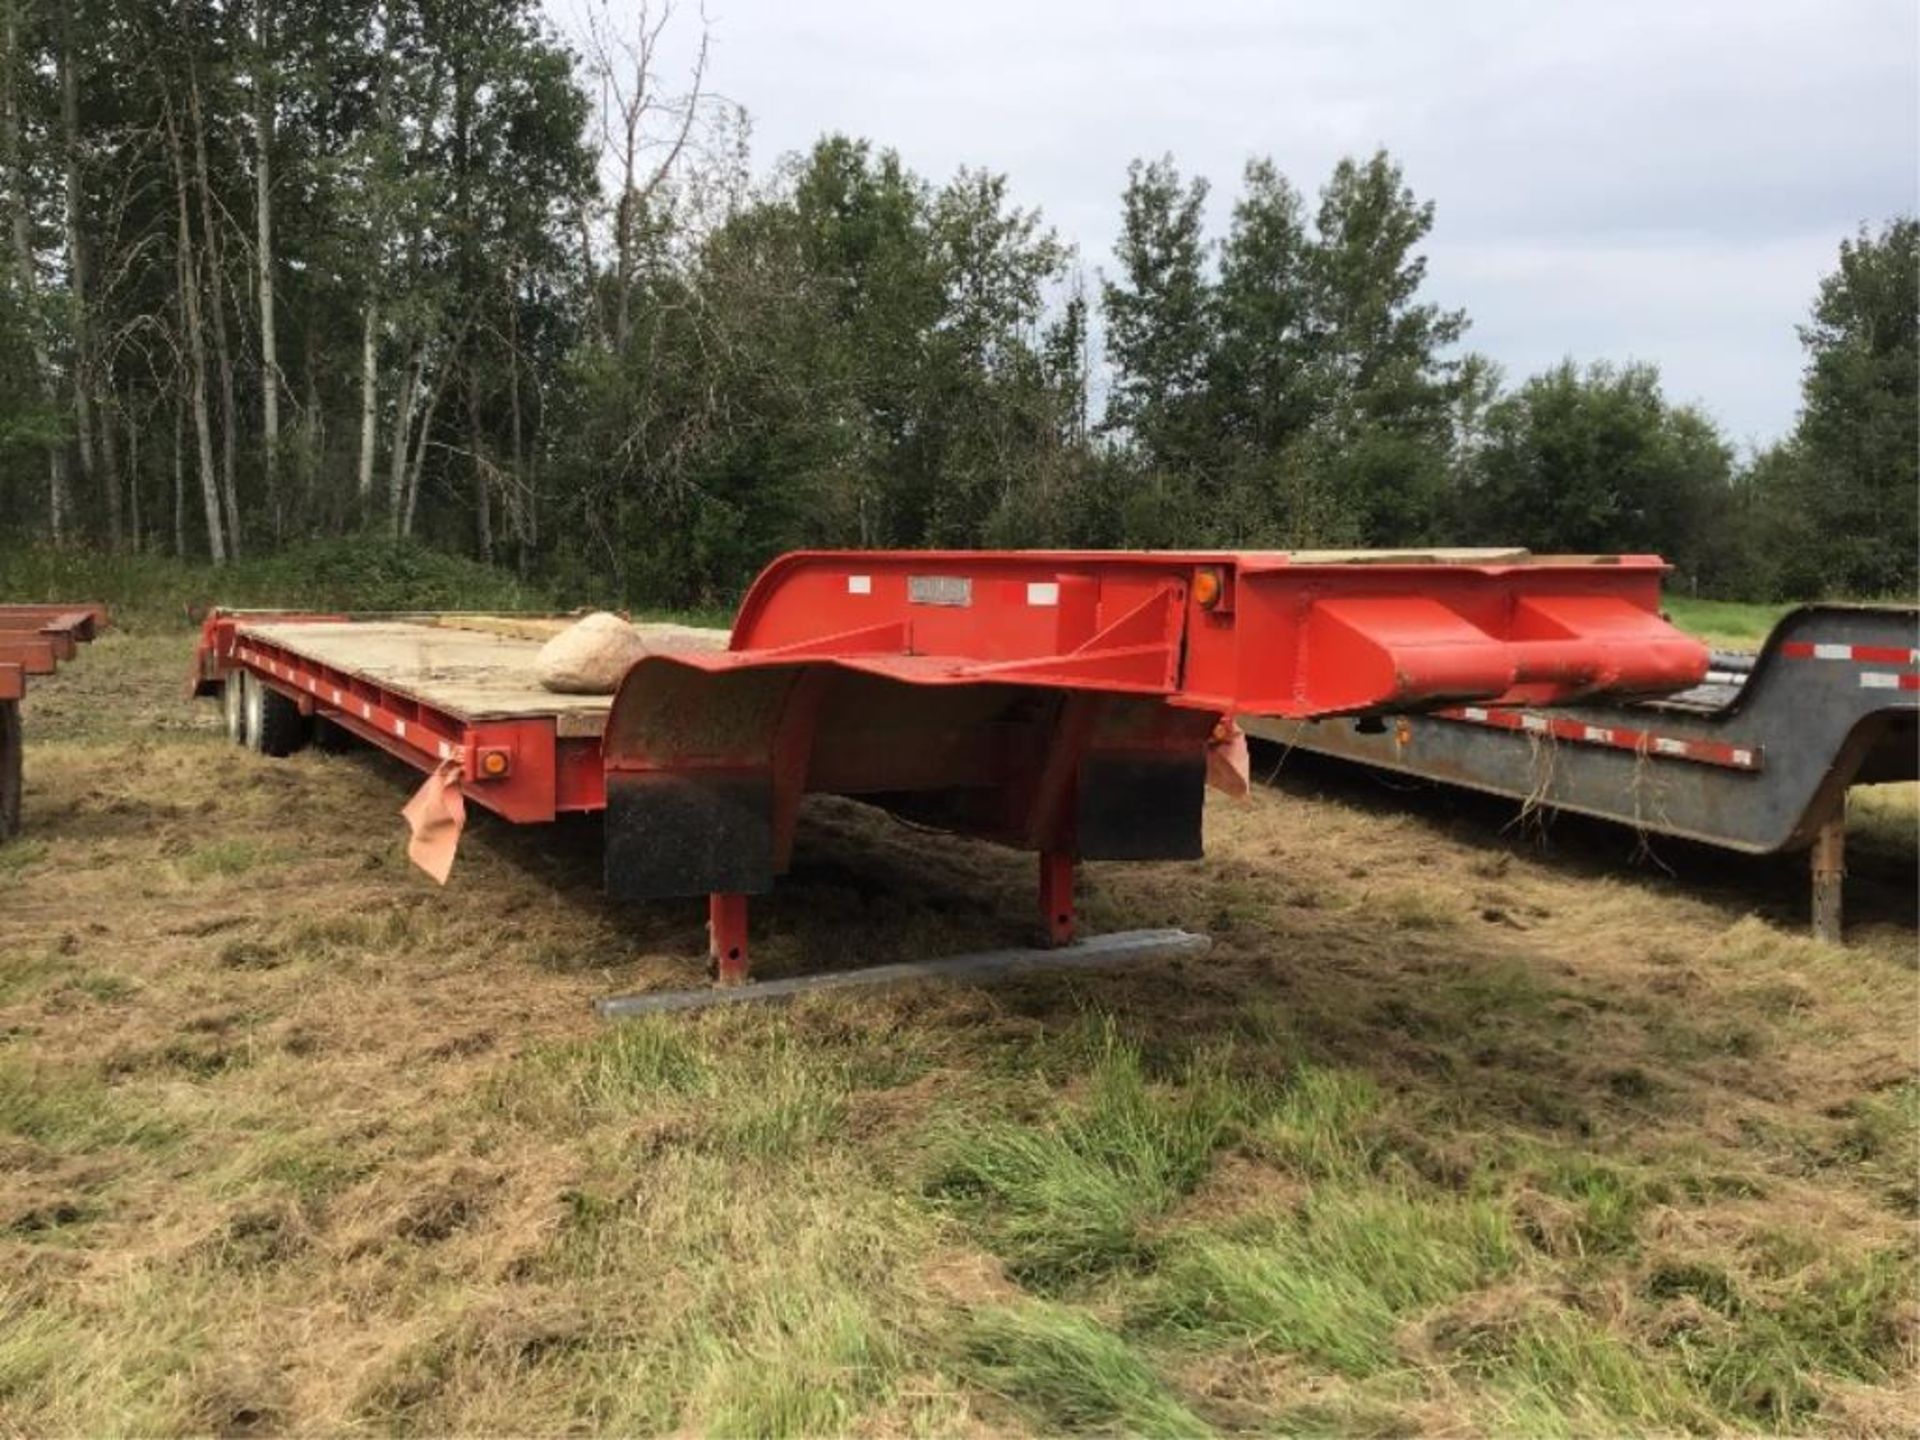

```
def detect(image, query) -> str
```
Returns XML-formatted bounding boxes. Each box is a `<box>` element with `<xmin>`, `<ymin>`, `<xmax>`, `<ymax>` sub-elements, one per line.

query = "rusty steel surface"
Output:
<box><xmin>1244</xmin><ymin>604</ymin><xmax>1919</xmax><ymax>857</ymax></box>
<box><xmin>0</xmin><ymin>603</ymin><xmax>109</xmax><ymax>841</ymax></box>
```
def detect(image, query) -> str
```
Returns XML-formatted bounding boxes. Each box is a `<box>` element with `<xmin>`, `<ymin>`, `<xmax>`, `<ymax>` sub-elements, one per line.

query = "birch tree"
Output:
<box><xmin>165</xmin><ymin>96</ymin><xmax>225</xmax><ymax>563</ymax></box>
<box><xmin>3</xmin><ymin>0</ymin><xmax>69</xmax><ymax>541</ymax></box>
<box><xmin>249</xmin><ymin>0</ymin><xmax>281</xmax><ymax>537</ymax></box>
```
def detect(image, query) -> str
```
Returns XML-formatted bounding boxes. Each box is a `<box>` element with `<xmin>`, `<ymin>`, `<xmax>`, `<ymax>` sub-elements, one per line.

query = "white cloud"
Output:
<box><xmin>550</xmin><ymin>0</ymin><xmax>1918</xmax><ymax>441</ymax></box>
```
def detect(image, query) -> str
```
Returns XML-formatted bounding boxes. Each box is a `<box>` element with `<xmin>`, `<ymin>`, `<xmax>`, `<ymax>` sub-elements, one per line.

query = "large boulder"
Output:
<box><xmin>535</xmin><ymin>611</ymin><xmax>651</xmax><ymax>694</ymax></box>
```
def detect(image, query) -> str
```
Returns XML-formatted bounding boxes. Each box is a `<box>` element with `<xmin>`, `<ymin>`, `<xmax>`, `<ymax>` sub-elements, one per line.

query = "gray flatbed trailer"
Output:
<box><xmin>1244</xmin><ymin>604</ymin><xmax>1918</xmax><ymax>941</ymax></box>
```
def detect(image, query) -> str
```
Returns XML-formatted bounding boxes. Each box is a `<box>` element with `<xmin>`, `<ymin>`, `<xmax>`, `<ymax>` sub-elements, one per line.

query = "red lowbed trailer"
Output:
<box><xmin>2</xmin><ymin>603</ymin><xmax>108</xmax><ymax>840</ymax></box>
<box><xmin>191</xmin><ymin>549</ymin><xmax>1706</xmax><ymax>1000</ymax></box>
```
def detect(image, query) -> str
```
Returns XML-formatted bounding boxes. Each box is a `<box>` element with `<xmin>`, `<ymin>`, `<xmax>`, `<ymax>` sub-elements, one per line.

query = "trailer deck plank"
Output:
<box><xmin>238</xmin><ymin>619</ymin><xmax>729</xmax><ymax>738</ymax></box>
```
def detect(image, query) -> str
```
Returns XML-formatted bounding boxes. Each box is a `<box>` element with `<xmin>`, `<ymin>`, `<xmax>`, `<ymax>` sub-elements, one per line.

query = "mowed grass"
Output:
<box><xmin>0</xmin><ymin>632</ymin><xmax>1914</xmax><ymax>1434</ymax></box>
<box><xmin>1662</xmin><ymin>597</ymin><xmax>1796</xmax><ymax>651</ymax></box>
<box><xmin>1659</xmin><ymin>594</ymin><xmax>1919</xmax><ymax>653</ymax></box>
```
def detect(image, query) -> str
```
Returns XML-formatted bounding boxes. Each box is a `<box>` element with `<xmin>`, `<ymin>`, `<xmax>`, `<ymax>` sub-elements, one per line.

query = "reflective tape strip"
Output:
<box><xmin>1781</xmin><ymin>640</ymin><xmax>1920</xmax><ymax>665</ymax></box>
<box><xmin>237</xmin><ymin>642</ymin><xmax>466</xmax><ymax>757</ymax></box>
<box><xmin>1027</xmin><ymin>581</ymin><xmax>1060</xmax><ymax>607</ymax></box>
<box><xmin>1434</xmin><ymin>706</ymin><xmax>1763</xmax><ymax>771</ymax></box>
<box><xmin>1861</xmin><ymin>671</ymin><xmax>1920</xmax><ymax>691</ymax></box>
<box><xmin>847</xmin><ymin>575</ymin><xmax>872</xmax><ymax>595</ymax></box>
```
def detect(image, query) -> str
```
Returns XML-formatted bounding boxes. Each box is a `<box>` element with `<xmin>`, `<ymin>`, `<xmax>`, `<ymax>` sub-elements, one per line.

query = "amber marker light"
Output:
<box><xmin>480</xmin><ymin>749</ymin><xmax>511</xmax><ymax>778</ymax></box>
<box><xmin>1193</xmin><ymin>567</ymin><xmax>1224</xmax><ymax>609</ymax></box>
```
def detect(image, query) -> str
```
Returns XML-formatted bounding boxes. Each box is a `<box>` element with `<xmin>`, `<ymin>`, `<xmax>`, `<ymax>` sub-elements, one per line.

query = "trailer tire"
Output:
<box><xmin>313</xmin><ymin>715</ymin><xmax>360</xmax><ymax>753</ymax></box>
<box><xmin>0</xmin><ymin>699</ymin><xmax>21</xmax><ymax>842</ymax></box>
<box><xmin>248</xmin><ymin>680</ymin><xmax>309</xmax><ymax>758</ymax></box>
<box><xmin>222</xmin><ymin>672</ymin><xmax>249</xmax><ymax>745</ymax></box>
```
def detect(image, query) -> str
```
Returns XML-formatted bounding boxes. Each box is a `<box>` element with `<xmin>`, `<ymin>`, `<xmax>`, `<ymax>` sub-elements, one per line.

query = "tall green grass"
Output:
<box><xmin>963</xmin><ymin>1302</ymin><xmax>1209</xmax><ymax>1438</ymax></box>
<box><xmin>0</xmin><ymin>538</ymin><xmax>551</xmax><ymax>633</ymax></box>
<box><xmin>929</xmin><ymin>1027</ymin><xmax>1250</xmax><ymax>1288</ymax></box>
<box><xmin>1139</xmin><ymin>1191</ymin><xmax>1518</xmax><ymax>1376</ymax></box>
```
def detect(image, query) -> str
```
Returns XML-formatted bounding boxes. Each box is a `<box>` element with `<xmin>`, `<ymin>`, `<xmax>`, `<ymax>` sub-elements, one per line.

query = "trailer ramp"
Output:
<box><xmin>1245</xmin><ymin>604</ymin><xmax>1919</xmax><ymax>941</ymax></box>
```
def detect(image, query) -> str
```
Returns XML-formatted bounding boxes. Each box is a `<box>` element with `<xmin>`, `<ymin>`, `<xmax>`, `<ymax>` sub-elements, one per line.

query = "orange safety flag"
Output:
<box><xmin>401</xmin><ymin>759</ymin><xmax>467</xmax><ymax>885</ymax></box>
<box><xmin>1205</xmin><ymin>716</ymin><xmax>1251</xmax><ymax>799</ymax></box>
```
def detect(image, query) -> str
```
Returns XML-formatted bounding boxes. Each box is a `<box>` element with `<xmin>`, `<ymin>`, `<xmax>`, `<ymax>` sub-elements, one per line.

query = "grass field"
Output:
<box><xmin>0</xmin><ymin>622</ymin><xmax>1916</xmax><ymax>1434</ymax></box>
<box><xmin>1661</xmin><ymin>598</ymin><xmax>1798</xmax><ymax>652</ymax></box>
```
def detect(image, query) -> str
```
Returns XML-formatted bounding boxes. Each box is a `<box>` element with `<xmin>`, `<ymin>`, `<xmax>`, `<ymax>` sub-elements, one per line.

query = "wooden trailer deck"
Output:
<box><xmin>235</xmin><ymin>617</ymin><xmax>728</xmax><ymax>738</ymax></box>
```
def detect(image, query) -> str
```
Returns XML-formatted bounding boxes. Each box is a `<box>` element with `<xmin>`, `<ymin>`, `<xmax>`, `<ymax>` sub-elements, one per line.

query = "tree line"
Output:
<box><xmin>1</xmin><ymin>0</ymin><xmax>1913</xmax><ymax>606</ymax></box>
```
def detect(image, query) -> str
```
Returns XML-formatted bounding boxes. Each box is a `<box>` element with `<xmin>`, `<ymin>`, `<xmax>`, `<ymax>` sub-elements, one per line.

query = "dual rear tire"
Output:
<box><xmin>222</xmin><ymin>671</ymin><xmax>309</xmax><ymax>757</ymax></box>
<box><xmin>0</xmin><ymin>700</ymin><xmax>21</xmax><ymax>841</ymax></box>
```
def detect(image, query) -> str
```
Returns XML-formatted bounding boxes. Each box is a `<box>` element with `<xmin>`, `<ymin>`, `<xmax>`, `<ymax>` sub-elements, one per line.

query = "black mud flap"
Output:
<box><xmin>604</xmin><ymin>770</ymin><xmax>775</xmax><ymax>901</ymax></box>
<box><xmin>1076</xmin><ymin>751</ymin><xmax>1205</xmax><ymax>861</ymax></box>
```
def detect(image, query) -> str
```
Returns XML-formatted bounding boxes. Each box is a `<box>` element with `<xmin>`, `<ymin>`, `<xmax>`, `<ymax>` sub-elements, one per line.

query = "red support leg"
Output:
<box><xmin>709</xmin><ymin>892</ymin><xmax>751</xmax><ymax>985</ymax></box>
<box><xmin>1039</xmin><ymin>850</ymin><xmax>1076</xmax><ymax>948</ymax></box>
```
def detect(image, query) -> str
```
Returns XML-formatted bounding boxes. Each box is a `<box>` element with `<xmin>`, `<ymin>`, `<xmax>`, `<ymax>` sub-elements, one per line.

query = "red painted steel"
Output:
<box><xmin>0</xmin><ymin>639</ymin><xmax>59</xmax><ymax>675</ymax></box>
<box><xmin>1039</xmin><ymin>851</ymin><xmax>1077</xmax><ymax>947</ymax></box>
<box><xmin>220</xmin><ymin>626</ymin><xmax>598</xmax><ymax>825</ymax></box>
<box><xmin>712</xmin><ymin>551</ymin><xmax>1705</xmax><ymax>712</ymax></box>
<box><xmin>1</xmin><ymin>604</ymin><xmax>108</xmax><ymax>840</ymax></box>
<box><xmin>194</xmin><ymin>549</ymin><xmax>1708</xmax><ymax>983</ymax></box>
<box><xmin>709</xmin><ymin>894</ymin><xmax>751</xmax><ymax>985</ymax></box>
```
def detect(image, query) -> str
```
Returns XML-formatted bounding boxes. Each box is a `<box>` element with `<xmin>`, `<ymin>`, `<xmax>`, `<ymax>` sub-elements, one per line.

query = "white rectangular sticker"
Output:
<box><xmin>847</xmin><ymin>574</ymin><xmax>872</xmax><ymax>595</ymax></box>
<box><xmin>1027</xmin><ymin>581</ymin><xmax>1060</xmax><ymax>607</ymax></box>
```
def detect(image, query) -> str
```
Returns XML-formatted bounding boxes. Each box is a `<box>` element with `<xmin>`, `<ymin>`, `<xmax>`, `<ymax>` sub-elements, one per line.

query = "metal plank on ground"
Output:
<box><xmin>595</xmin><ymin>927</ymin><xmax>1211</xmax><ymax>1018</ymax></box>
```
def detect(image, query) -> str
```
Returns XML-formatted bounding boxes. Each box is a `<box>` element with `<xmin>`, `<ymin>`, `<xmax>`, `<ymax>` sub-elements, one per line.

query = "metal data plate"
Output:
<box><xmin>908</xmin><ymin>575</ymin><xmax>972</xmax><ymax>607</ymax></box>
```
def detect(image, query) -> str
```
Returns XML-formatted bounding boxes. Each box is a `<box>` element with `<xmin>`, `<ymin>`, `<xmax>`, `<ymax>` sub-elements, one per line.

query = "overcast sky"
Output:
<box><xmin>558</xmin><ymin>0</ymin><xmax>1918</xmax><ymax>445</ymax></box>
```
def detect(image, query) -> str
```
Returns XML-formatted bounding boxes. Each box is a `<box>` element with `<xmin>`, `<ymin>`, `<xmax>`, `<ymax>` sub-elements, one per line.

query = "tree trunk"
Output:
<box><xmin>167</xmin><ymin>106</ymin><xmax>226</xmax><ymax>565</ymax></box>
<box><xmin>251</xmin><ymin>0</ymin><xmax>281</xmax><ymax>540</ymax></box>
<box><xmin>468</xmin><ymin>364</ymin><xmax>491</xmax><ymax>561</ymax></box>
<box><xmin>507</xmin><ymin>279</ymin><xmax>530</xmax><ymax>569</ymax></box>
<box><xmin>357</xmin><ymin>301</ymin><xmax>380</xmax><ymax>505</ymax></box>
<box><xmin>404</xmin><ymin>346</ymin><xmax>457</xmax><ymax>538</ymax></box>
<box><xmin>302</xmin><ymin>320</ymin><xmax>321</xmax><ymax>532</ymax></box>
<box><xmin>172</xmin><ymin>388</ymin><xmax>186</xmax><ymax>559</ymax></box>
<box><xmin>189</xmin><ymin>63</ymin><xmax>241</xmax><ymax>557</ymax></box>
<box><xmin>387</xmin><ymin>334</ymin><xmax>421</xmax><ymax>535</ymax></box>
<box><xmin>56</xmin><ymin>3</ymin><xmax>95</xmax><ymax>527</ymax></box>
<box><xmin>4</xmin><ymin>0</ymin><xmax>71</xmax><ymax>542</ymax></box>
<box><xmin>124</xmin><ymin>400</ymin><xmax>139</xmax><ymax>551</ymax></box>
<box><xmin>99</xmin><ymin>394</ymin><xmax>122</xmax><ymax>548</ymax></box>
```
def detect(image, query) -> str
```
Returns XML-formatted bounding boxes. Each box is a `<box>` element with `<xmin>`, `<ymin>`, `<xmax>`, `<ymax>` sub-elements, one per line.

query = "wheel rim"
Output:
<box><xmin>223</xmin><ymin>674</ymin><xmax>247</xmax><ymax>744</ymax></box>
<box><xmin>244</xmin><ymin>674</ymin><xmax>266</xmax><ymax>751</ymax></box>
